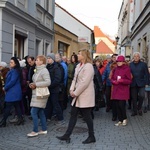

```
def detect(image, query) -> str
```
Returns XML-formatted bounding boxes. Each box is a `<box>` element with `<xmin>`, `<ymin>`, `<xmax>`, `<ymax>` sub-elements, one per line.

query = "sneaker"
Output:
<box><xmin>55</xmin><ymin>120</ymin><xmax>65</xmax><ymax>126</ymax></box>
<box><xmin>115</xmin><ymin>121</ymin><xmax>122</xmax><ymax>126</ymax></box>
<box><xmin>27</xmin><ymin>132</ymin><xmax>38</xmax><ymax>137</ymax></box>
<box><xmin>122</xmin><ymin>119</ymin><xmax>127</xmax><ymax>126</ymax></box>
<box><xmin>9</xmin><ymin>115</ymin><xmax>18</xmax><ymax>123</ymax></box>
<box><xmin>38</xmin><ymin>130</ymin><xmax>47</xmax><ymax>135</ymax></box>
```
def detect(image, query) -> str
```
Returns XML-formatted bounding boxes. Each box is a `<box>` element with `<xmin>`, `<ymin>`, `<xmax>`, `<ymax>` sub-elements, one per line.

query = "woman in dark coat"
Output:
<box><xmin>0</xmin><ymin>57</ymin><xmax>23</xmax><ymax>127</ymax></box>
<box><xmin>111</xmin><ymin>55</ymin><xmax>132</xmax><ymax>126</ymax></box>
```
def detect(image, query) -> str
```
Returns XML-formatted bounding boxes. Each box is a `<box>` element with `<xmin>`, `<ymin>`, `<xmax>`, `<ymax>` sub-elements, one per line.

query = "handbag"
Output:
<box><xmin>36</xmin><ymin>87</ymin><xmax>50</xmax><ymax>99</ymax></box>
<box><xmin>34</xmin><ymin>69</ymin><xmax>50</xmax><ymax>99</ymax></box>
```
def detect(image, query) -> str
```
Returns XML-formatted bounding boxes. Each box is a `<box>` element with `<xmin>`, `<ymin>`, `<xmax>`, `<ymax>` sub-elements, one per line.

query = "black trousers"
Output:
<box><xmin>131</xmin><ymin>86</ymin><xmax>145</xmax><ymax>113</ymax></box>
<box><xmin>3</xmin><ymin>101</ymin><xmax>22</xmax><ymax>121</ymax></box>
<box><xmin>65</xmin><ymin>106</ymin><xmax>94</xmax><ymax>136</ymax></box>
<box><xmin>116</xmin><ymin>100</ymin><xmax>127</xmax><ymax>122</ymax></box>
<box><xmin>112</xmin><ymin>100</ymin><xmax>118</xmax><ymax>118</ymax></box>
<box><xmin>105</xmin><ymin>86</ymin><xmax>112</xmax><ymax>108</ymax></box>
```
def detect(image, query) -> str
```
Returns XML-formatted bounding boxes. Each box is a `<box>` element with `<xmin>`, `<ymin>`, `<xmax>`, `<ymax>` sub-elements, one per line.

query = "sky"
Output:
<box><xmin>55</xmin><ymin>0</ymin><xmax>123</xmax><ymax>39</ymax></box>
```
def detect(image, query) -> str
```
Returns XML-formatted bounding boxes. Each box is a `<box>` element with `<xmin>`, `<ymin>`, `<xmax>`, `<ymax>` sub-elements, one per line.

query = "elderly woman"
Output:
<box><xmin>56</xmin><ymin>49</ymin><xmax>96</xmax><ymax>144</ymax></box>
<box><xmin>27</xmin><ymin>55</ymin><xmax>51</xmax><ymax>137</ymax></box>
<box><xmin>111</xmin><ymin>55</ymin><xmax>132</xmax><ymax>126</ymax></box>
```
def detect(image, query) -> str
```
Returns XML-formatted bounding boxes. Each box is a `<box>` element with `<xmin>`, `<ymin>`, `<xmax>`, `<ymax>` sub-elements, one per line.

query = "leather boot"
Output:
<box><xmin>0</xmin><ymin>119</ymin><xmax>6</xmax><ymax>127</ymax></box>
<box><xmin>14</xmin><ymin>116</ymin><xmax>24</xmax><ymax>125</ymax></box>
<box><xmin>82</xmin><ymin>132</ymin><xmax>96</xmax><ymax>144</ymax></box>
<box><xmin>56</xmin><ymin>134</ymin><xmax>71</xmax><ymax>143</ymax></box>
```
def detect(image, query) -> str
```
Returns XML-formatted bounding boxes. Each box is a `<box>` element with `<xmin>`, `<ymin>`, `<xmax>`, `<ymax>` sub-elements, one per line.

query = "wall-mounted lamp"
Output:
<box><xmin>115</xmin><ymin>36</ymin><xmax>120</xmax><ymax>43</ymax></box>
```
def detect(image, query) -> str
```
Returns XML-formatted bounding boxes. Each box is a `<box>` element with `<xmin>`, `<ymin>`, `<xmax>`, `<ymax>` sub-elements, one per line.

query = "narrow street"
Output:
<box><xmin>0</xmin><ymin>106</ymin><xmax>150</xmax><ymax>150</ymax></box>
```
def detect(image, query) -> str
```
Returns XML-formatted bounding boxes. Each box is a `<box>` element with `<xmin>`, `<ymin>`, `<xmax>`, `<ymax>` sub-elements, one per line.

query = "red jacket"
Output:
<box><xmin>111</xmin><ymin>64</ymin><xmax>132</xmax><ymax>100</ymax></box>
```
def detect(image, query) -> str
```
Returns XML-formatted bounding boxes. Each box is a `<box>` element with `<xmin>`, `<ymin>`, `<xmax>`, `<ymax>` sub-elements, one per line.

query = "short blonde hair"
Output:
<box><xmin>36</xmin><ymin>55</ymin><xmax>46</xmax><ymax>64</ymax></box>
<box><xmin>78</xmin><ymin>49</ymin><xmax>92</xmax><ymax>64</ymax></box>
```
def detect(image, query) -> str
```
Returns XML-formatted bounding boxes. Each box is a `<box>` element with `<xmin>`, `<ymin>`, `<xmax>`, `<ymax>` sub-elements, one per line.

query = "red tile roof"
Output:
<box><xmin>94</xmin><ymin>26</ymin><xmax>116</xmax><ymax>46</ymax></box>
<box><xmin>96</xmin><ymin>41</ymin><xmax>114</xmax><ymax>54</ymax></box>
<box><xmin>94</xmin><ymin>26</ymin><xmax>106</xmax><ymax>37</ymax></box>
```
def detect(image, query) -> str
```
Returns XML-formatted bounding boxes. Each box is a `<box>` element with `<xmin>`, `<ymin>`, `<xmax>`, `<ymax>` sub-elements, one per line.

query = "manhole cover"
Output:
<box><xmin>56</xmin><ymin>126</ymin><xmax>88</xmax><ymax>134</ymax></box>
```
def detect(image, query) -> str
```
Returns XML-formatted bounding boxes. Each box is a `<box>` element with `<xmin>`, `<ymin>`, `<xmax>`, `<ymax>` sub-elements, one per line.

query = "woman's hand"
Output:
<box><xmin>70</xmin><ymin>90</ymin><xmax>76</xmax><ymax>98</ymax></box>
<box><xmin>29</xmin><ymin>83</ymin><xmax>36</xmax><ymax>89</ymax></box>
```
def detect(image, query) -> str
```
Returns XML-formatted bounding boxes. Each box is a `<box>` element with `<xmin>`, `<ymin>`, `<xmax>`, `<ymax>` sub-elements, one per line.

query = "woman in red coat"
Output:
<box><xmin>111</xmin><ymin>55</ymin><xmax>132</xmax><ymax>126</ymax></box>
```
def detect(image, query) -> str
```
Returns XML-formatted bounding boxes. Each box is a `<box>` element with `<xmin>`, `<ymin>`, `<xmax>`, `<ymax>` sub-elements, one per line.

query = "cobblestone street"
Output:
<box><xmin>0</xmin><ymin>106</ymin><xmax>150</xmax><ymax>150</ymax></box>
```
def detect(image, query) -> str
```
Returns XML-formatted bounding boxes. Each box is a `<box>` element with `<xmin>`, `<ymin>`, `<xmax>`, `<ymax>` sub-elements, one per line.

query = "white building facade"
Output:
<box><xmin>54</xmin><ymin>4</ymin><xmax>94</xmax><ymax>54</ymax></box>
<box><xmin>117</xmin><ymin>0</ymin><xmax>133</xmax><ymax>57</ymax></box>
<box><xmin>0</xmin><ymin>0</ymin><xmax>55</xmax><ymax>62</ymax></box>
<box><xmin>131</xmin><ymin>0</ymin><xmax>150</xmax><ymax>65</ymax></box>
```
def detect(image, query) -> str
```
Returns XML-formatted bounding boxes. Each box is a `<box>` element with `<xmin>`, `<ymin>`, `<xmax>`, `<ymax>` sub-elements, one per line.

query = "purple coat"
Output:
<box><xmin>111</xmin><ymin>64</ymin><xmax>132</xmax><ymax>100</ymax></box>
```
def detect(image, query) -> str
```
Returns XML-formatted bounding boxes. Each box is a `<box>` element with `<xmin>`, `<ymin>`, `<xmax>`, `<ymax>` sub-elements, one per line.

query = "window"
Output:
<box><xmin>15</xmin><ymin>0</ymin><xmax>28</xmax><ymax>10</ymax></box>
<box><xmin>58</xmin><ymin>42</ymin><xmax>68</xmax><ymax>56</ymax></box>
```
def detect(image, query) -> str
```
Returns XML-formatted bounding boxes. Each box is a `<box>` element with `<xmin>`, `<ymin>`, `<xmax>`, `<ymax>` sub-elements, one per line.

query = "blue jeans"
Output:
<box><xmin>31</xmin><ymin>107</ymin><xmax>47</xmax><ymax>132</ymax></box>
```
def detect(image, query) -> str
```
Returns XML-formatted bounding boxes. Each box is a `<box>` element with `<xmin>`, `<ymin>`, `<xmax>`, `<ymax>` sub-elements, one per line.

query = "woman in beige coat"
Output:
<box><xmin>27</xmin><ymin>55</ymin><xmax>51</xmax><ymax>137</ymax></box>
<box><xmin>56</xmin><ymin>49</ymin><xmax>96</xmax><ymax>144</ymax></box>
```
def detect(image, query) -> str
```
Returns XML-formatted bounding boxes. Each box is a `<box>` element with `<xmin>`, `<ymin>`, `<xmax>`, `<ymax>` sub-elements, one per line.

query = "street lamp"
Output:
<box><xmin>115</xmin><ymin>36</ymin><xmax>119</xmax><ymax>43</ymax></box>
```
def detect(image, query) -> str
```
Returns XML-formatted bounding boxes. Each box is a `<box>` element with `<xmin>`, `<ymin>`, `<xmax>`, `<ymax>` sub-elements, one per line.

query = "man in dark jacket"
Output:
<box><xmin>45</xmin><ymin>53</ymin><xmax>64</xmax><ymax>125</ymax></box>
<box><xmin>130</xmin><ymin>52</ymin><xmax>149</xmax><ymax>116</ymax></box>
<box><xmin>26</xmin><ymin>56</ymin><xmax>36</xmax><ymax>116</ymax></box>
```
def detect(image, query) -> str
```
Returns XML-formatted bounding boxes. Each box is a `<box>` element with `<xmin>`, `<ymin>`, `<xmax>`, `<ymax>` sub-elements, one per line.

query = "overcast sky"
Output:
<box><xmin>55</xmin><ymin>0</ymin><xmax>123</xmax><ymax>39</ymax></box>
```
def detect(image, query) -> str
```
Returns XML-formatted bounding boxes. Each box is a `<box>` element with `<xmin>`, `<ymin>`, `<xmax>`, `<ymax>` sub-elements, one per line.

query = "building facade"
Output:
<box><xmin>117</xmin><ymin>0</ymin><xmax>132</xmax><ymax>57</ymax></box>
<box><xmin>118</xmin><ymin>0</ymin><xmax>150</xmax><ymax>65</ymax></box>
<box><xmin>131</xmin><ymin>0</ymin><xmax>150</xmax><ymax>65</ymax></box>
<box><xmin>0</xmin><ymin>0</ymin><xmax>55</xmax><ymax>62</ymax></box>
<box><xmin>54</xmin><ymin>3</ymin><xmax>94</xmax><ymax>57</ymax></box>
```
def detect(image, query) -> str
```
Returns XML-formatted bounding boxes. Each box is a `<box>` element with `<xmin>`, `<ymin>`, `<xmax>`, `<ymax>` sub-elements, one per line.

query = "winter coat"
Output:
<box><xmin>27</xmin><ymin>64</ymin><xmax>36</xmax><ymax>83</ymax></box>
<box><xmin>0</xmin><ymin>67</ymin><xmax>9</xmax><ymax>96</ymax></box>
<box><xmin>67</xmin><ymin>63</ymin><xmax>77</xmax><ymax>94</ymax></box>
<box><xmin>46</xmin><ymin>62</ymin><xmax>61</xmax><ymax>93</ymax></box>
<box><xmin>4</xmin><ymin>68</ymin><xmax>22</xmax><ymax>102</ymax></box>
<box><xmin>130</xmin><ymin>61</ymin><xmax>149</xmax><ymax>87</ymax></box>
<box><xmin>60</xmin><ymin>61</ymin><xmax>68</xmax><ymax>87</ymax></box>
<box><xmin>21</xmin><ymin>67</ymin><xmax>28</xmax><ymax>93</ymax></box>
<box><xmin>102</xmin><ymin>61</ymin><xmax>112</xmax><ymax>86</ymax></box>
<box><xmin>70</xmin><ymin>63</ymin><xmax>95</xmax><ymax>108</ymax></box>
<box><xmin>111</xmin><ymin>64</ymin><xmax>132</xmax><ymax>100</ymax></box>
<box><xmin>30</xmin><ymin>65</ymin><xmax>51</xmax><ymax>108</ymax></box>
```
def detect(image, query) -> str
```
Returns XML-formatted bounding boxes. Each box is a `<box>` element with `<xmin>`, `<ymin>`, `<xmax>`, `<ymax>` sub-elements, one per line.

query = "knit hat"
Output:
<box><xmin>47</xmin><ymin>53</ymin><xmax>55</xmax><ymax>61</ymax></box>
<box><xmin>0</xmin><ymin>62</ymin><xmax>7</xmax><ymax>68</ymax></box>
<box><xmin>19</xmin><ymin>59</ymin><xmax>26</xmax><ymax>67</ymax></box>
<box><xmin>116</xmin><ymin>55</ymin><xmax>125</xmax><ymax>62</ymax></box>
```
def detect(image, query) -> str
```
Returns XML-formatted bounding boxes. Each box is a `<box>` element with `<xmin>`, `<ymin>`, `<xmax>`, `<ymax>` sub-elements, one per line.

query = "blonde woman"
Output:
<box><xmin>27</xmin><ymin>55</ymin><xmax>51</xmax><ymax>137</ymax></box>
<box><xmin>56</xmin><ymin>49</ymin><xmax>96</xmax><ymax>144</ymax></box>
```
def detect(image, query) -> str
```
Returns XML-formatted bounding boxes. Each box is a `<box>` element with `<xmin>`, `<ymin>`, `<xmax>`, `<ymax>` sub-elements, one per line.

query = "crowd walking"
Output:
<box><xmin>0</xmin><ymin>50</ymin><xmax>150</xmax><ymax>145</ymax></box>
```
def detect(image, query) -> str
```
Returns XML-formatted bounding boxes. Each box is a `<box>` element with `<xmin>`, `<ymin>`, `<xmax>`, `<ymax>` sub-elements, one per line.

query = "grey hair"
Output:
<box><xmin>133</xmin><ymin>52</ymin><xmax>141</xmax><ymax>58</ymax></box>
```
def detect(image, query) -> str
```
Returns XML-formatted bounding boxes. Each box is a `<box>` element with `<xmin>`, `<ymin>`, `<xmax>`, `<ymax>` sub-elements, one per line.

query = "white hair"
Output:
<box><xmin>133</xmin><ymin>52</ymin><xmax>141</xmax><ymax>58</ymax></box>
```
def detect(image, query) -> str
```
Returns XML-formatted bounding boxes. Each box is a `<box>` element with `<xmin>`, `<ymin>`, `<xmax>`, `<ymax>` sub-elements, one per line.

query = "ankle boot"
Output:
<box><xmin>56</xmin><ymin>134</ymin><xmax>70</xmax><ymax>143</ymax></box>
<box><xmin>82</xmin><ymin>132</ymin><xmax>96</xmax><ymax>144</ymax></box>
<box><xmin>14</xmin><ymin>117</ymin><xmax>24</xmax><ymax>125</ymax></box>
<box><xmin>82</xmin><ymin>135</ymin><xmax>96</xmax><ymax>144</ymax></box>
<box><xmin>0</xmin><ymin>119</ymin><xmax>6</xmax><ymax>127</ymax></box>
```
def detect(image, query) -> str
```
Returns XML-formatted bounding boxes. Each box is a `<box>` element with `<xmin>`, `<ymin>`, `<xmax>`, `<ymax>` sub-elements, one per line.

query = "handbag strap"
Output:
<box><xmin>34</xmin><ymin>69</ymin><xmax>43</xmax><ymax>82</ymax></box>
<box><xmin>74</xmin><ymin>65</ymin><xmax>84</xmax><ymax>87</ymax></box>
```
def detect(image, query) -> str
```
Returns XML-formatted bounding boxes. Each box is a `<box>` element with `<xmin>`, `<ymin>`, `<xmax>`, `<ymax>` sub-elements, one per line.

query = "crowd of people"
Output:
<box><xmin>0</xmin><ymin>50</ymin><xmax>150</xmax><ymax>144</ymax></box>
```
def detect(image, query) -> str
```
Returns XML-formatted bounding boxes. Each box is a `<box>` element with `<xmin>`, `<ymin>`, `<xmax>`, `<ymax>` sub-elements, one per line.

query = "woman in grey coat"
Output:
<box><xmin>27</xmin><ymin>55</ymin><xmax>51</xmax><ymax>137</ymax></box>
